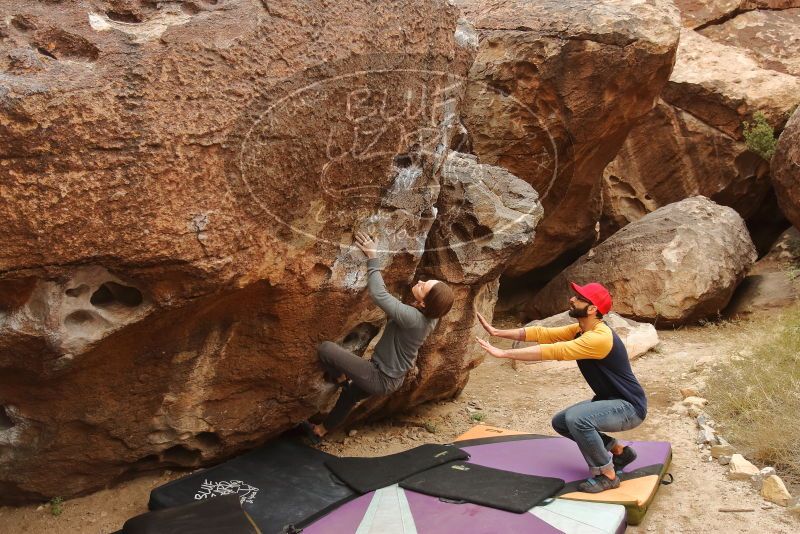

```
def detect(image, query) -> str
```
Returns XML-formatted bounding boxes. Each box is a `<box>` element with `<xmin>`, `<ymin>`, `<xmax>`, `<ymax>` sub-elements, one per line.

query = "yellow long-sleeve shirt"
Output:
<box><xmin>524</xmin><ymin>322</ymin><xmax>613</xmax><ymax>361</ymax></box>
<box><xmin>524</xmin><ymin>321</ymin><xmax>648</xmax><ymax>419</ymax></box>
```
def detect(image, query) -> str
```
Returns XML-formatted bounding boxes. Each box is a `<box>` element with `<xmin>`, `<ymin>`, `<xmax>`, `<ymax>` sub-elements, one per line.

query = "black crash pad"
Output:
<box><xmin>400</xmin><ymin>461</ymin><xmax>565</xmax><ymax>513</ymax></box>
<box><xmin>324</xmin><ymin>443</ymin><xmax>469</xmax><ymax>493</ymax></box>
<box><xmin>122</xmin><ymin>494</ymin><xmax>260</xmax><ymax>534</ymax></box>
<box><xmin>148</xmin><ymin>437</ymin><xmax>356</xmax><ymax>533</ymax></box>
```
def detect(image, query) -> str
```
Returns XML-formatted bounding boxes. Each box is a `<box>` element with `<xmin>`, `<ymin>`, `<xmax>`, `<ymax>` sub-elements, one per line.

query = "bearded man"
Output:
<box><xmin>475</xmin><ymin>282</ymin><xmax>647</xmax><ymax>493</ymax></box>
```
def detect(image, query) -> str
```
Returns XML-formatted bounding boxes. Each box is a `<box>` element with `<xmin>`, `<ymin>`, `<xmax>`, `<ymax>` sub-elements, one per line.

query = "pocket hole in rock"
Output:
<box><xmin>308</xmin><ymin>263</ymin><xmax>332</xmax><ymax>286</ymax></box>
<box><xmin>105</xmin><ymin>11</ymin><xmax>143</xmax><ymax>23</ymax></box>
<box><xmin>0</xmin><ymin>406</ymin><xmax>14</xmax><ymax>431</ymax></box>
<box><xmin>452</xmin><ymin>223</ymin><xmax>471</xmax><ymax>243</ymax></box>
<box><xmin>131</xmin><ymin>454</ymin><xmax>160</xmax><ymax>470</ymax></box>
<box><xmin>449</xmin><ymin>130</ymin><xmax>471</xmax><ymax>153</ymax></box>
<box><xmin>65</xmin><ymin>310</ymin><xmax>98</xmax><ymax>326</ymax></box>
<box><xmin>33</xmin><ymin>28</ymin><xmax>100</xmax><ymax>61</ymax></box>
<box><xmin>194</xmin><ymin>431</ymin><xmax>222</xmax><ymax>449</ymax></box>
<box><xmin>473</xmin><ymin>224</ymin><xmax>493</xmax><ymax>242</ymax></box>
<box><xmin>0</xmin><ymin>277</ymin><xmax>36</xmax><ymax>312</ymax></box>
<box><xmin>65</xmin><ymin>284</ymin><xmax>90</xmax><ymax>298</ymax></box>
<box><xmin>393</xmin><ymin>153</ymin><xmax>414</xmax><ymax>168</ymax></box>
<box><xmin>90</xmin><ymin>282</ymin><xmax>143</xmax><ymax>309</ymax></box>
<box><xmin>36</xmin><ymin>46</ymin><xmax>57</xmax><ymax>59</ymax></box>
<box><xmin>341</xmin><ymin>322</ymin><xmax>380</xmax><ymax>356</ymax></box>
<box><xmin>161</xmin><ymin>445</ymin><xmax>202</xmax><ymax>466</ymax></box>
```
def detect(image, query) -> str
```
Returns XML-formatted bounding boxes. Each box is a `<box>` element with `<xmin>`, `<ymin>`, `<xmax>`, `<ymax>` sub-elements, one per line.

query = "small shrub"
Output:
<box><xmin>49</xmin><ymin>496</ymin><xmax>63</xmax><ymax>517</ymax></box>
<box><xmin>742</xmin><ymin>111</ymin><xmax>777</xmax><ymax>161</ymax></box>
<box><xmin>470</xmin><ymin>412</ymin><xmax>486</xmax><ymax>422</ymax></box>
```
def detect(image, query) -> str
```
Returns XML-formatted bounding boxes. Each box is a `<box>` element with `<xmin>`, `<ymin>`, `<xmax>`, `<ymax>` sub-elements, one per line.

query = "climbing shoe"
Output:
<box><xmin>613</xmin><ymin>445</ymin><xmax>637</xmax><ymax>472</ymax></box>
<box><xmin>577</xmin><ymin>474</ymin><xmax>620</xmax><ymax>493</ymax></box>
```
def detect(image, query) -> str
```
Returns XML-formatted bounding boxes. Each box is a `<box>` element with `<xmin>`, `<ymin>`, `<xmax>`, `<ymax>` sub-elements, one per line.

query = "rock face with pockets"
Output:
<box><xmin>772</xmin><ymin>108</ymin><xmax>800</xmax><ymax>229</ymax></box>
<box><xmin>600</xmin><ymin>29</ymin><xmax>800</xmax><ymax>243</ymax></box>
<box><xmin>528</xmin><ymin>197</ymin><xmax>758</xmax><ymax>326</ymax></box>
<box><xmin>453</xmin><ymin>0</ymin><xmax>681</xmax><ymax>277</ymax></box>
<box><xmin>0</xmin><ymin>0</ymin><xmax>546</xmax><ymax>503</ymax></box>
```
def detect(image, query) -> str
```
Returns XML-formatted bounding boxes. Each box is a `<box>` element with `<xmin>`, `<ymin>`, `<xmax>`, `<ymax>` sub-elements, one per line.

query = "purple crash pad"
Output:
<box><xmin>304</xmin><ymin>434</ymin><xmax>670</xmax><ymax>532</ymax></box>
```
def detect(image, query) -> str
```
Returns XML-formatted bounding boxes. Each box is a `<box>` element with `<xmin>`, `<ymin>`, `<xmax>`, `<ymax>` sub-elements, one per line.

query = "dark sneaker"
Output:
<box><xmin>613</xmin><ymin>445</ymin><xmax>637</xmax><ymax>472</ymax></box>
<box><xmin>577</xmin><ymin>474</ymin><xmax>621</xmax><ymax>493</ymax></box>
<box><xmin>298</xmin><ymin>421</ymin><xmax>322</xmax><ymax>445</ymax></box>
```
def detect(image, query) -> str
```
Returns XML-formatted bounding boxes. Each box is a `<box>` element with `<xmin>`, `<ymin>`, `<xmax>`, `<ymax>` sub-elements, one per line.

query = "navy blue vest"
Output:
<box><xmin>575</xmin><ymin>328</ymin><xmax>648</xmax><ymax>420</ymax></box>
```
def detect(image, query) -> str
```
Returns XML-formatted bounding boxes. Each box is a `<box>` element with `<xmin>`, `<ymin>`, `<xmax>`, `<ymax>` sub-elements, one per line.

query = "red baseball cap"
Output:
<box><xmin>569</xmin><ymin>281</ymin><xmax>612</xmax><ymax>314</ymax></box>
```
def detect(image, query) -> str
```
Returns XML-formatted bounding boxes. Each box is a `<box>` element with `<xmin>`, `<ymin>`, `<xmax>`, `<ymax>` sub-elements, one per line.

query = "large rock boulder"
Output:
<box><xmin>724</xmin><ymin>227</ymin><xmax>800</xmax><ymax>318</ymax></box>
<box><xmin>673</xmin><ymin>0</ymin><xmax>741</xmax><ymax>28</ymax></box>
<box><xmin>661</xmin><ymin>30</ymin><xmax>800</xmax><ymax>139</ymax></box>
<box><xmin>724</xmin><ymin>270</ymin><xmax>797</xmax><ymax>318</ymax></box>
<box><xmin>699</xmin><ymin>8</ymin><xmax>800</xmax><ymax>77</ymax></box>
<box><xmin>600</xmin><ymin>30</ymin><xmax>800</xmax><ymax>242</ymax></box>
<box><xmin>527</xmin><ymin>197</ymin><xmax>758</xmax><ymax>326</ymax></box>
<box><xmin>674</xmin><ymin>0</ymin><xmax>800</xmax><ymax>29</ymax></box>
<box><xmin>454</xmin><ymin>0</ymin><xmax>681</xmax><ymax>276</ymax></box>
<box><xmin>421</xmin><ymin>152</ymin><xmax>544</xmax><ymax>286</ymax></box>
<box><xmin>762</xmin><ymin>226</ymin><xmax>800</xmax><ymax>264</ymax></box>
<box><xmin>600</xmin><ymin>99</ymin><xmax>771</xmax><ymax>239</ymax></box>
<box><xmin>772</xmin><ymin>107</ymin><xmax>800</xmax><ymax>228</ymax></box>
<box><xmin>0</xmin><ymin>0</ymin><xmax>545</xmax><ymax>504</ymax></box>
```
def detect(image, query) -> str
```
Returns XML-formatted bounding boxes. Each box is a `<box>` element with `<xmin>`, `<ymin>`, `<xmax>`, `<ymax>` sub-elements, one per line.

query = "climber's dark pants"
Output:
<box><xmin>317</xmin><ymin>341</ymin><xmax>403</xmax><ymax>430</ymax></box>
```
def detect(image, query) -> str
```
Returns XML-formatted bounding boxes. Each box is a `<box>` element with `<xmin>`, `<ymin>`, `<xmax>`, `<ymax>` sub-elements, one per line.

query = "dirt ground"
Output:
<box><xmin>1</xmin><ymin>312</ymin><xmax>798</xmax><ymax>533</ymax></box>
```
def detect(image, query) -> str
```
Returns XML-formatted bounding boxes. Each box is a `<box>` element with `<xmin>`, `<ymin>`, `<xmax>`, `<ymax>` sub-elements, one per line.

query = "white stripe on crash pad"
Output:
<box><xmin>530</xmin><ymin>499</ymin><xmax>626</xmax><ymax>533</ymax></box>
<box><xmin>356</xmin><ymin>484</ymin><xmax>418</xmax><ymax>534</ymax></box>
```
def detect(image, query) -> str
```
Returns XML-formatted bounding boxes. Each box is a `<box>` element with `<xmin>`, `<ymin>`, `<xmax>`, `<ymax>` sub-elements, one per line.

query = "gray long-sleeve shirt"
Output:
<box><xmin>367</xmin><ymin>258</ymin><xmax>437</xmax><ymax>379</ymax></box>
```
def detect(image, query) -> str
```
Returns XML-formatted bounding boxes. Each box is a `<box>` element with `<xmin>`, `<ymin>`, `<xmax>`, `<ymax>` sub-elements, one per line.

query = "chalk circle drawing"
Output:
<box><xmin>230</xmin><ymin>54</ymin><xmax>560</xmax><ymax>255</ymax></box>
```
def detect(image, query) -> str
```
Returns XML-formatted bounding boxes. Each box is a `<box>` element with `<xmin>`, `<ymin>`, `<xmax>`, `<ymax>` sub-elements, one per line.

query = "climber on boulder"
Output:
<box><xmin>300</xmin><ymin>231</ymin><xmax>454</xmax><ymax>443</ymax></box>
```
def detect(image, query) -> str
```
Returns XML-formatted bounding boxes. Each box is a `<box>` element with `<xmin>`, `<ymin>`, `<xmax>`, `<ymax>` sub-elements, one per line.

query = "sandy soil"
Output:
<box><xmin>1</xmin><ymin>314</ymin><xmax>798</xmax><ymax>533</ymax></box>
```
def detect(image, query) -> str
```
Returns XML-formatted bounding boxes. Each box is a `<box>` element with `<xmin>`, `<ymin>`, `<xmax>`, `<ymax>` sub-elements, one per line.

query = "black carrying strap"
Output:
<box><xmin>661</xmin><ymin>473</ymin><xmax>674</xmax><ymax>485</ymax></box>
<box><xmin>435</xmin><ymin>493</ymin><xmax>558</xmax><ymax>509</ymax></box>
<box><xmin>400</xmin><ymin>462</ymin><xmax>565</xmax><ymax>514</ymax></box>
<box><xmin>438</xmin><ymin>497</ymin><xmax>467</xmax><ymax>504</ymax></box>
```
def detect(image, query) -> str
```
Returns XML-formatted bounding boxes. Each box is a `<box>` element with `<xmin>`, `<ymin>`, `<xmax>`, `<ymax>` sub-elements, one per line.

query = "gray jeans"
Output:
<box><xmin>551</xmin><ymin>399</ymin><xmax>643</xmax><ymax>475</ymax></box>
<box><xmin>318</xmin><ymin>341</ymin><xmax>404</xmax><ymax>430</ymax></box>
<box><xmin>317</xmin><ymin>341</ymin><xmax>403</xmax><ymax>395</ymax></box>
